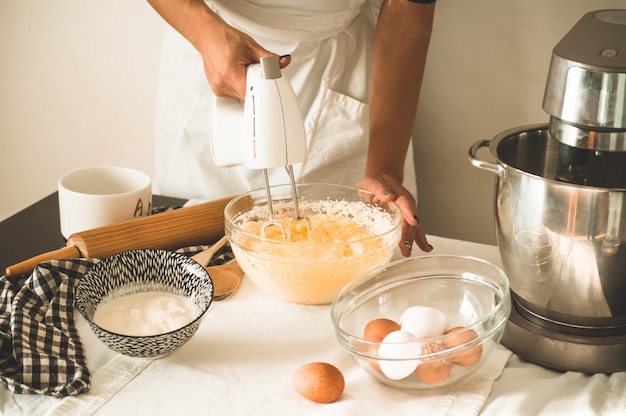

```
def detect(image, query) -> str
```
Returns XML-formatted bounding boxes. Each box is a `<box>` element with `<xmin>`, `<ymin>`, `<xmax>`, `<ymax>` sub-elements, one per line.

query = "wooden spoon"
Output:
<box><xmin>191</xmin><ymin>236</ymin><xmax>228</xmax><ymax>267</ymax></box>
<box><xmin>190</xmin><ymin>237</ymin><xmax>243</xmax><ymax>300</ymax></box>
<box><xmin>207</xmin><ymin>260</ymin><xmax>243</xmax><ymax>300</ymax></box>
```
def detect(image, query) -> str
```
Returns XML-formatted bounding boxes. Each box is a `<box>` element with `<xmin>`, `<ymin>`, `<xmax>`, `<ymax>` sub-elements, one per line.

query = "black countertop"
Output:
<box><xmin>0</xmin><ymin>193</ymin><xmax>186</xmax><ymax>274</ymax></box>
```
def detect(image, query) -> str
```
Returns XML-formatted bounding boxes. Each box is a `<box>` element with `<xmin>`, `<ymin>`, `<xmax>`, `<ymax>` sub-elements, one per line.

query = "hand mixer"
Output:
<box><xmin>209</xmin><ymin>56</ymin><xmax>309</xmax><ymax>240</ymax></box>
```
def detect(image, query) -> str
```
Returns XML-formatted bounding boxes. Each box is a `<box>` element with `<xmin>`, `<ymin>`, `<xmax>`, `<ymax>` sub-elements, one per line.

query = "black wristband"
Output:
<box><xmin>407</xmin><ymin>0</ymin><xmax>436</xmax><ymax>3</ymax></box>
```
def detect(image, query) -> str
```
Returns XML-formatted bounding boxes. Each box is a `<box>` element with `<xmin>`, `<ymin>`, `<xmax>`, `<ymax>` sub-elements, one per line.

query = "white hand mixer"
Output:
<box><xmin>209</xmin><ymin>56</ymin><xmax>309</xmax><ymax>239</ymax></box>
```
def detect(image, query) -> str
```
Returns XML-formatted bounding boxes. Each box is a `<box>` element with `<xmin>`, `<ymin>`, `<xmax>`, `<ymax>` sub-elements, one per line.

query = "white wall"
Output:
<box><xmin>0</xmin><ymin>1</ymin><xmax>166</xmax><ymax>219</ymax></box>
<box><xmin>412</xmin><ymin>0</ymin><xmax>625</xmax><ymax>244</ymax></box>
<box><xmin>1</xmin><ymin>1</ymin><xmax>624</xmax><ymax>245</ymax></box>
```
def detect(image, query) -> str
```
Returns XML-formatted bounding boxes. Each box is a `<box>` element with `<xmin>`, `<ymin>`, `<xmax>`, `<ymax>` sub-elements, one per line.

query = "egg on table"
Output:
<box><xmin>292</xmin><ymin>362</ymin><xmax>345</xmax><ymax>403</ymax></box>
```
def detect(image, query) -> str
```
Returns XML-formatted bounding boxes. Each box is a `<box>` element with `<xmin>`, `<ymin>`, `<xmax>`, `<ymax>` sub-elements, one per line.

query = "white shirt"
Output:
<box><xmin>153</xmin><ymin>0</ymin><xmax>417</xmax><ymax>201</ymax></box>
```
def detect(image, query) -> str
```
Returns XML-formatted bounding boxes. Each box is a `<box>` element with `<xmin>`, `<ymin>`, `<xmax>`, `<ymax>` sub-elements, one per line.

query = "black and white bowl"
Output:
<box><xmin>76</xmin><ymin>249</ymin><xmax>213</xmax><ymax>358</ymax></box>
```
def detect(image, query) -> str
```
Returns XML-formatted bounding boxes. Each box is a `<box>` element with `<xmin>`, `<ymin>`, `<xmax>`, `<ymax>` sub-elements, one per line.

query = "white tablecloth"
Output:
<box><xmin>2</xmin><ymin>235</ymin><xmax>625</xmax><ymax>415</ymax></box>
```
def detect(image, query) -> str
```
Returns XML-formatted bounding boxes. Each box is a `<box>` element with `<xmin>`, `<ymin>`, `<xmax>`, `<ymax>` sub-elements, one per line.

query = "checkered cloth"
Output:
<box><xmin>0</xmin><ymin>204</ymin><xmax>233</xmax><ymax>397</ymax></box>
<box><xmin>0</xmin><ymin>259</ymin><xmax>96</xmax><ymax>397</ymax></box>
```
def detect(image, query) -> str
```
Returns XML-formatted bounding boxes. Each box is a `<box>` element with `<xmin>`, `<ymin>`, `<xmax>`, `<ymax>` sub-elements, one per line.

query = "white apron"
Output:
<box><xmin>153</xmin><ymin>0</ymin><xmax>417</xmax><ymax>200</ymax></box>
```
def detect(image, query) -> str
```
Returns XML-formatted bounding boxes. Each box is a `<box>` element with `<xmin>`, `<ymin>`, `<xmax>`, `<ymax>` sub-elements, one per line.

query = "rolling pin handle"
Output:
<box><xmin>5</xmin><ymin>246</ymin><xmax>81</xmax><ymax>277</ymax></box>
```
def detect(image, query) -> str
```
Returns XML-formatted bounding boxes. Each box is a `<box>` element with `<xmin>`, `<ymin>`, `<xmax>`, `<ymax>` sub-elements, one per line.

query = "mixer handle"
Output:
<box><xmin>468</xmin><ymin>139</ymin><xmax>506</xmax><ymax>178</ymax></box>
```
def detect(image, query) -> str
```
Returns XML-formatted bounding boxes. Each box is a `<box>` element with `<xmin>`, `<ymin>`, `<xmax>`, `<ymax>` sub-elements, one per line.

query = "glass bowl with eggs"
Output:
<box><xmin>331</xmin><ymin>255</ymin><xmax>511</xmax><ymax>389</ymax></box>
<box><xmin>76</xmin><ymin>249</ymin><xmax>213</xmax><ymax>358</ymax></box>
<box><xmin>225</xmin><ymin>183</ymin><xmax>402</xmax><ymax>305</ymax></box>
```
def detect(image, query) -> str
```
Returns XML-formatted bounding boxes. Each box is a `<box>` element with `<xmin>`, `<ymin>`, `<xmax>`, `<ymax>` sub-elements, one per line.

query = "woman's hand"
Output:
<box><xmin>147</xmin><ymin>0</ymin><xmax>290</xmax><ymax>100</ymax></box>
<box><xmin>357</xmin><ymin>173</ymin><xmax>432</xmax><ymax>257</ymax></box>
<box><xmin>199</xmin><ymin>23</ymin><xmax>291</xmax><ymax>99</ymax></box>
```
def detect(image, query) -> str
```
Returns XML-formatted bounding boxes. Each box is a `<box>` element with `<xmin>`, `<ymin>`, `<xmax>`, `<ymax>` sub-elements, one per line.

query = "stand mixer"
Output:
<box><xmin>209</xmin><ymin>56</ymin><xmax>309</xmax><ymax>239</ymax></box>
<box><xmin>470</xmin><ymin>9</ymin><xmax>626</xmax><ymax>372</ymax></box>
<box><xmin>503</xmin><ymin>10</ymin><xmax>626</xmax><ymax>372</ymax></box>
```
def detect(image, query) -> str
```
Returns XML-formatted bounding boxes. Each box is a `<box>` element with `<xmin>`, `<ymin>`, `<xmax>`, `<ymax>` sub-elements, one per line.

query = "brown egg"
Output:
<box><xmin>292</xmin><ymin>362</ymin><xmax>345</xmax><ymax>403</ymax></box>
<box><xmin>415</xmin><ymin>342</ymin><xmax>452</xmax><ymax>385</ymax></box>
<box><xmin>363</xmin><ymin>318</ymin><xmax>401</xmax><ymax>372</ymax></box>
<box><xmin>442</xmin><ymin>326</ymin><xmax>482</xmax><ymax>367</ymax></box>
<box><xmin>364</xmin><ymin>318</ymin><xmax>401</xmax><ymax>342</ymax></box>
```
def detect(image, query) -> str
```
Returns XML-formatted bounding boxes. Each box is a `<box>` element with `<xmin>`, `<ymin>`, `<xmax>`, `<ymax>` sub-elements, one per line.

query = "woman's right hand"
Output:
<box><xmin>200</xmin><ymin>22</ymin><xmax>285</xmax><ymax>99</ymax></box>
<box><xmin>147</xmin><ymin>0</ymin><xmax>290</xmax><ymax>100</ymax></box>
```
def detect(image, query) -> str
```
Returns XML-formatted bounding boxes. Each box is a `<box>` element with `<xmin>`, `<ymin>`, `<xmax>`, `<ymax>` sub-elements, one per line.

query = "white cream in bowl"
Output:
<box><xmin>93</xmin><ymin>291</ymin><xmax>200</xmax><ymax>336</ymax></box>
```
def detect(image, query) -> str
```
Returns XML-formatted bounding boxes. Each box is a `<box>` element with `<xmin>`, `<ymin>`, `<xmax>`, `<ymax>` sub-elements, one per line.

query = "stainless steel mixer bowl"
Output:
<box><xmin>469</xmin><ymin>124</ymin><xmax>626</xmax><ymax>336</ymax></box>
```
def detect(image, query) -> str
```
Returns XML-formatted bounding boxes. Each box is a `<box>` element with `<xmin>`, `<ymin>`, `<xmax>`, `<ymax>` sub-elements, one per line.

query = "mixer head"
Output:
<box><xmin>543</xmin><ymin>10</ymin><xmax>626</xmax><ymax>153</ymax></box>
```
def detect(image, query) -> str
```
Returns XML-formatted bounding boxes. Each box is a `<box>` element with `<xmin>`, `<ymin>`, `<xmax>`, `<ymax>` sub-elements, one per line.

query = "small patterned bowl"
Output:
<box><xmin>76</xmin><ymin>249</ymin><xmax>213</xmax><ymax>358</ymax></box>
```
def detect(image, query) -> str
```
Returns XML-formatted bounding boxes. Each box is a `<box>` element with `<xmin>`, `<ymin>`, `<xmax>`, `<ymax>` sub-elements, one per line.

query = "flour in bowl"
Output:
<box><xmin>93</xmin><ymin>291</ymin><xmax>200</xmax><ymax>336</ymax></box>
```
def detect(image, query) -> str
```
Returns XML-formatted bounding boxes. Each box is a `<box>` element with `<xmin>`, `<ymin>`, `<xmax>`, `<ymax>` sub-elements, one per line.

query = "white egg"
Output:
<box><xmin>377</xmin><ymin>330</ymin><xmax>422</xmax><ymax>380</ymax></box>
<box><xmin>400</xmin><ymin>306</ymin><xmax>448</xmax><ymax>340</ymax></box>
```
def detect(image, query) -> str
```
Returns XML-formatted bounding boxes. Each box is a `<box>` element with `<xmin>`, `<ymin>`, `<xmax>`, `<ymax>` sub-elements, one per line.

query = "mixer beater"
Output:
<box><xmin>260</xmin><ymin>166</ymin><xmax>311</xmax><ymax>241</ymax></box>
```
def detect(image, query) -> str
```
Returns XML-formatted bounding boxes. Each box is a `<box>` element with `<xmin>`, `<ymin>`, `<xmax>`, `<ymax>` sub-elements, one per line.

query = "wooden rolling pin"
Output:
<box><xmin>5</xmin><ymin>196</ymin><xmax>233</xmax><ymax>277</ymax></box>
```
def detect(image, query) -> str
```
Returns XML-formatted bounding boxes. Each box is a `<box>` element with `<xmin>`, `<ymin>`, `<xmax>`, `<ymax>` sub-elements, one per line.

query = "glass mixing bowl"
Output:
<box><xmin>225</xmin><ymin>183</ymin><xmax>402</xmax><ymax>304</ymax></box>
<box><xmin>331</xmin><ymin>255</ymin><xmax>511</xmax><ymax>389</ymax></box>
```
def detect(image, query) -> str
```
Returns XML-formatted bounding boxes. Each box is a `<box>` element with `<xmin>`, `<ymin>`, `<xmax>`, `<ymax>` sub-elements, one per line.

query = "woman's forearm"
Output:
<box><xmin>147</xmin><ymin>0</ymin><xmax>224</xmax><ymax>53</ymax></box>
<box><xmin>367</xmin><ymin>1</ymin><xmax>435</xmax><ymax>181</ymax></box>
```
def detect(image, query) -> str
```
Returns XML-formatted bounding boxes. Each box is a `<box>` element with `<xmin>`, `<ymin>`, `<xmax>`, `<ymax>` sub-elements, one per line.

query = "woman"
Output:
<box><xmin>147</xmin><ymin>0</ymin><xmax>435</xmax><ymax>256</ymax></box>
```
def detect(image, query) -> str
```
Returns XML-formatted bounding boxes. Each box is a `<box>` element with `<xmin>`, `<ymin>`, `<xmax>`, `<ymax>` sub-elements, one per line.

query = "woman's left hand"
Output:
<box><xmin>357</xmin><ymin>173</ymin><xmax>432</xmax><ymax>257</ymax></box>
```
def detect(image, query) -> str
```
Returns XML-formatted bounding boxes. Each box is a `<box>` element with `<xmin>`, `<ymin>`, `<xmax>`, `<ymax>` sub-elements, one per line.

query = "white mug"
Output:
<box><xmin>58</xmin><ymin>166</ymin><xmax>152</xmax><ymax>238</ymax></box>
